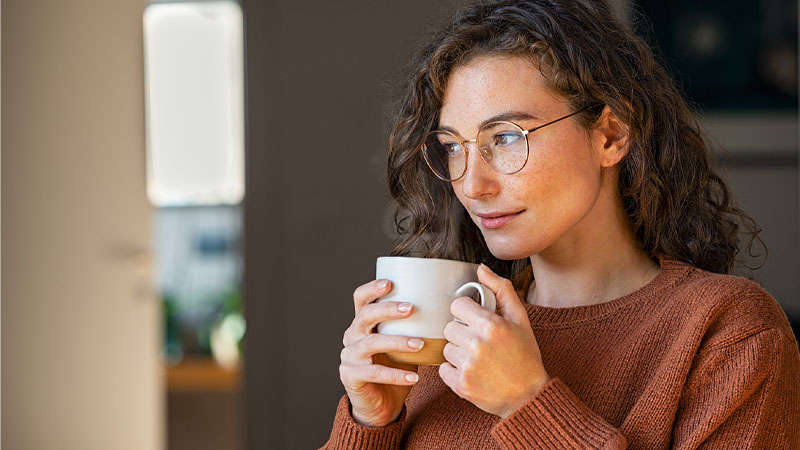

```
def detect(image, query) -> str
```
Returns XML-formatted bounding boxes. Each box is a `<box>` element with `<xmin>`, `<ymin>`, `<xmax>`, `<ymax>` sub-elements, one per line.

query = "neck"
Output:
<box><xmin>526</xmin><ymin>173</ymin><xmax>659</xmax><ymax>308</ymax></box>
<box><xmin>527</xmin><ymin>245</ymin><xmax>659</xmax><ymax>308</ymax></box>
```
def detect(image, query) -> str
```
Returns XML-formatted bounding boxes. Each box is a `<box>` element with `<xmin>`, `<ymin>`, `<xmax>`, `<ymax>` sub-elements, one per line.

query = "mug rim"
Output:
<box><xmin>377</xmin><ymin>255</ymin><xmax>480</xmax><ymax>266</ymax></box>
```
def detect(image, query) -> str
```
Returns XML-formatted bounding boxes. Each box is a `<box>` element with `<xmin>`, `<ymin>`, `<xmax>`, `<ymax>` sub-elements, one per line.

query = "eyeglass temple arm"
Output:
<box><xmin>523</xmin><ymin>104</ymin><xmax>599</xmax><ymax>134</ymax></box>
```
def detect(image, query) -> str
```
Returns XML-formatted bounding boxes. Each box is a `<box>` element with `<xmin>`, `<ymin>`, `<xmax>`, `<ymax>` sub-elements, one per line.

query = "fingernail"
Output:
<box><xmin>378</xmin><ymin>279</ymin><xmax>389</xmax><ymax>290</ymax></box>
<box><xmin>397</xmin><ymin>302</ymin><xmax>411</xmax><ymax>313</ymax></box>
<box><xmin>408</xmin><ymin>338</ymin><xmax>424</xmax><ymax>349</ymax></box>
<box><xmin>405</xmin><ymin>373</ymin><xmax>419</xmax><ymax>383</ymax></box>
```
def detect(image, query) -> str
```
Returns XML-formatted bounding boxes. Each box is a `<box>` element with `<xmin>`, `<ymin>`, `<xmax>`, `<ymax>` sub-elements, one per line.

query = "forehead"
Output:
<box><xmin>438</xmin><ymin>55</ymin><xmax>564</xmax><ymax>134</ymax></box>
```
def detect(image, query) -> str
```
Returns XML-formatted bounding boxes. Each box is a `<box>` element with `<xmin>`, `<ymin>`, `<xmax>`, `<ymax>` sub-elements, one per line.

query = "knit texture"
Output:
<box><xmin>321</xmin><ymin>256</ymin><xmax>800</xmax><ymax>449</ymax></box>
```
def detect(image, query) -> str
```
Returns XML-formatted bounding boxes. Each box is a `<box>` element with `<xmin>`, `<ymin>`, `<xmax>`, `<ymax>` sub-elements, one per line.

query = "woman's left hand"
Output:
<box><xmin>438</xmin><ymin>264</ymin><xmax>551</xmax><ymax>419</ymax></box>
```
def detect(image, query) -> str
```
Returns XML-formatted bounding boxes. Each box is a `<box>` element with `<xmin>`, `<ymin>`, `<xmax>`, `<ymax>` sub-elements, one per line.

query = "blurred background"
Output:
<box><xmin>2</xmin><ymin>0</ymin><xmax>797</xmax><ymax>449</ymax></box>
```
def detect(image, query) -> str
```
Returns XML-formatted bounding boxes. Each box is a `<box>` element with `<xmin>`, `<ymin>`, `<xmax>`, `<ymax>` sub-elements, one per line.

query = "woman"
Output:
<box><xmin>323</xmin><ymin>0</ymin><xmax>800</xmax><ymax>448</ymax></box>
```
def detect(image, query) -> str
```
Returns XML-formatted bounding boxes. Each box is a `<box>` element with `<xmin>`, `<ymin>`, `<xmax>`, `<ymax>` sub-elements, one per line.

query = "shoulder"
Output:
<box><xmin>663</xmin><ymin>257</ymin><xmax>795</xmax><ymax>351</ymax></box>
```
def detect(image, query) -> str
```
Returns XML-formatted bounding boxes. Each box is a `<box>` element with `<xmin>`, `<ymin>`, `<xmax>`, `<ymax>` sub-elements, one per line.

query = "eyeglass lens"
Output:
<box><xmin>422</xmin><ymin>122</ymin><xmax>528</xmax><ymax>181</ymax></box>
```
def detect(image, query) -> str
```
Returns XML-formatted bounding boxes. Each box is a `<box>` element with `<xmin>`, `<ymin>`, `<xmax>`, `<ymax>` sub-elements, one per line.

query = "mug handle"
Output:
<box><xmin>453</xmin><ymin>282</ymin><xmax>497</xmax><ymax>324</ymax></box>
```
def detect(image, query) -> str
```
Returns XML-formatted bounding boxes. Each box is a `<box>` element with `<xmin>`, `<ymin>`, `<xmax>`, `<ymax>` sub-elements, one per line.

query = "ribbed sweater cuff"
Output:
<box><xmin>326</xmin><ymin>395</ymin><xmax>405</xmax><ymax>450</ymax></box>
<box><xmin>491</xmin><ymin>377</ymin><xmax>626</xmax><ymax>449</ymax></box>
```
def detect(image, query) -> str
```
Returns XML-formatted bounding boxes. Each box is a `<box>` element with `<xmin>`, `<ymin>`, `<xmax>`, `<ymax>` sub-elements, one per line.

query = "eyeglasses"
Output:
<box><xmin>420</xmin><ymin>105</ymin><xmax>593</xmax><ymax>181</ymax></box>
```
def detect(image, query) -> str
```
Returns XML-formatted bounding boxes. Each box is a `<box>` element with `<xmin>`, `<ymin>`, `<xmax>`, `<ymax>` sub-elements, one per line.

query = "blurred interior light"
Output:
<box><xmin>143</xmin><ymin>1</ymin><xmax>244</xmax><ymax>206</ymax></box>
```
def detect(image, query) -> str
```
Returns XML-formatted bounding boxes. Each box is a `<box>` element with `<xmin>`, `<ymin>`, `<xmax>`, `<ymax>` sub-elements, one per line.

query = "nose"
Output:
<box><xmin>457</xmin><ymin>141</ymin><xmax>499</xmax><ymax>199</ymax></box>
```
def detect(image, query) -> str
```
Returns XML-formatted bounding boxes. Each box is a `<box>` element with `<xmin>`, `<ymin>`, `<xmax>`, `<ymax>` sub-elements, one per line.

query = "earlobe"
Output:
<box><xmin>597</xmin><ymin>106</ymin><xmax>630</xmax><ymax>168</ymax></box>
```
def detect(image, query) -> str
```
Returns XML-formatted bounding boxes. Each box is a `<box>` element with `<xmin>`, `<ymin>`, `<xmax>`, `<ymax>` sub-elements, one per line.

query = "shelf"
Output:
<box><xmin>165</xmin><ymin>357</ymin><xmax>241</xmax><ymax>392</ymax></box>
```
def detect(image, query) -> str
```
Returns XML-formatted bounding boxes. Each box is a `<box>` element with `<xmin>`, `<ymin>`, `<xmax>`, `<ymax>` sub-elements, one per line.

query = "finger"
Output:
<box><xmin>343</xmin><ymin>333</ymin><xmax>425</xmax><ymax>364</ymax></box>
<box><xmin>450</xmin><ymin>296</ymin><xmax>493</xmax><ymax>327</ymax></box>
<box><xmin>438</xmin><ymin>362</ymin><xmax>460</xmax><ymax>393</ymax></box>
<box><xmin>344</xmin><ymin>301</ymin><xmax>413</xmax><ymax>346</ymax></box>
<box><xmin>442</xmin><ymin>318</ymin><xmax>471</xmax><ymax>346</ymax></box>
<box><xmin>442</xmin><ymin>341</ymin><xmax>467</xmax><ymax>369</ymax></box>
<box><xmin>342</xmin><ymin>362</ymin><xmax>420</xmax><ymax>386</ymax></box>
<box><xmin>352</xmin><ymin>279</ymin><xmax>392</xmax><ymax>314</ymax></box>
<box><xmin>477</xmin><ymin>264</ymin><xmax>528</xmax><ymax>324</ymax></box>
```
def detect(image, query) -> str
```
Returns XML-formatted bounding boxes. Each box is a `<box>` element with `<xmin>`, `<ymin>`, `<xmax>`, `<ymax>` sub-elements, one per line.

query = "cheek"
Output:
<box><xmin>452</xmin><ymin>185</ymin><xmax>467</xmax><ymax>208</ymax></box>
<box><xmin>452</xmin><ymin>187</ymin><xmax>477</xmax><ymax>225</ymax></box>
<box><xmin>523</xmin><ymin>139</ymin><xmax>602</xmax><ymax>213</ymax></box>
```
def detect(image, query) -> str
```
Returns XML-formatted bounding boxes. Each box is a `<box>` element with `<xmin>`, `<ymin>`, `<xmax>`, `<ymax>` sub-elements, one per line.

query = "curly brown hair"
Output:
<box><xmin>386</xmin><ymin>0</ymin><xmax>763</xmax><ymax>283</ymax></box>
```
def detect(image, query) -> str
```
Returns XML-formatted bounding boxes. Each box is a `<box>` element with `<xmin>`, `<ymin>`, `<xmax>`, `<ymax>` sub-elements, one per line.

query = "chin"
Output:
<box><xmin>483</xmin><ymin>236</ymin><xmax>535</xmax><ymax>261</ymax></box>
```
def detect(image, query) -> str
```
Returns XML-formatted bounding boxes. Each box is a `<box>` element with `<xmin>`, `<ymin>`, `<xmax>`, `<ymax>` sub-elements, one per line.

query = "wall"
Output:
<box><xmin>726</xmin><ymin>163</ymin><xmax>799</xmax><ymax>316</ymax></box>
<box><xmin>243</xmin><ymin>1</ymin><xmax>471</xmax><ymax>448</ymax></box>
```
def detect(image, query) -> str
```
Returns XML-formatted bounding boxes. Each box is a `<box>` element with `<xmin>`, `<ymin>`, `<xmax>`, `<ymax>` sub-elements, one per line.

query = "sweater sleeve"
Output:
<box><xmin>490</xmin><ymin>377</ymin><xmax>627</xmax><ymax>449</ymax></box>
<box><xmin>670</xmin><ymin>327</ymin><xmax>800</xmax><ymax>449</ymax></box>
<box><xmin>318</xmin><ymin>394</ymin><xmax>406</xmax><ymax>450</ymax></box>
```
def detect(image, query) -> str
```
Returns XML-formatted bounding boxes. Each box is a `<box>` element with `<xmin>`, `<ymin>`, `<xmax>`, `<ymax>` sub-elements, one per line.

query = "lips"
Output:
<box><xmin>476</xmin><ymin>210</ymin><xmax>524</xmax><ymax>229</ymax></box>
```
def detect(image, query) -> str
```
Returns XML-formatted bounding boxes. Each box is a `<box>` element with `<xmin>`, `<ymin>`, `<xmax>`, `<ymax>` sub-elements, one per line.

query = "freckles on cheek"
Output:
<box><xmin>524</xmin><ymin>154</ymin><xmax>562</xmax><ymax>199</ymax></box>
<box><xmin>523</xmin><ymin>153</ymin><xmax>596</xmax><ymax>226</ymax></box>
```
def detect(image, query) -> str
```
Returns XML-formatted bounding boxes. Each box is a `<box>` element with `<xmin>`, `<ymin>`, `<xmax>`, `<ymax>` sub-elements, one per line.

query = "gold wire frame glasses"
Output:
<box><xmin>421</xmin><ymin>105</ymin><xmax>594</xmax><ymax>181</ymax></box>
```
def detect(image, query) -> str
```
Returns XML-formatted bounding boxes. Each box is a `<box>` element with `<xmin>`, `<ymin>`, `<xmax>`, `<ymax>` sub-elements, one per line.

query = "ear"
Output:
<box><xmin>594</xmin><ymin>106</ymin><xmax>630</xmax><ymax>168</ymax></box>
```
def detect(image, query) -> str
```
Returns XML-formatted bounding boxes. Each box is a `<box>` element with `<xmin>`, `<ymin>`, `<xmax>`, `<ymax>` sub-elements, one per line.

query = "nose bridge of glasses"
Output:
<box><xmin>462</xmin><ymin>137</ymin><xmax>479</xmax><ymax>149</ymax></box>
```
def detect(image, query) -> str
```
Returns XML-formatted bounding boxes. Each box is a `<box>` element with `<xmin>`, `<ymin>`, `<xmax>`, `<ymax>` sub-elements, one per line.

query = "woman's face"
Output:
<box><xmin>440</xmin><ymin>55</ymin><xmax>609</xmax><ymax>261</ymax></box>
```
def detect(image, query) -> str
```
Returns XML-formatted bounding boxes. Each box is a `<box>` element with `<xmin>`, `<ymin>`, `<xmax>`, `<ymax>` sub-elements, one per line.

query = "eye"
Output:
<box><xmin>493</xmin><ymin>131</ymin><xmax>523</xmax><ymax>147</ymax></box>
<box><xmin>440</xmin><ymin>142</ymin><xmax>462</xmax><ymax>156</ymax></box>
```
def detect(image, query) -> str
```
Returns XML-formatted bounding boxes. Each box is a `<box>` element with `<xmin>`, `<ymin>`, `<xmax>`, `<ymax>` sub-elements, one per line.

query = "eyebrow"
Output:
<box><xmin>438</xmin><ymin>111</ymin><xmax>540</xmax><ymax>136</ymax></box>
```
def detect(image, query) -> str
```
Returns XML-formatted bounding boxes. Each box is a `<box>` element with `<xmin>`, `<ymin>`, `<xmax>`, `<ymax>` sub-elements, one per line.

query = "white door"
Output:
<box><xmin>2</xmin><ymin>0</ymin><xmax>163</xmax><ymax>449</ymax></box>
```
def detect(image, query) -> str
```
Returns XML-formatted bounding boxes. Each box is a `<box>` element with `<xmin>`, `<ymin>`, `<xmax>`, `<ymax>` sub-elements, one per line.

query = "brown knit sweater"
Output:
<box><xmin>321</xmin><ymin>256</ymin><xmax>800</xmax><ymax>449</ymax></box>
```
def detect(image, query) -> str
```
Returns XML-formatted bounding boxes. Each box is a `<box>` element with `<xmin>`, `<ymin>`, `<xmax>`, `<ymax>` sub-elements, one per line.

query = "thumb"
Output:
<box><xmin>477</xmin><ymin>264</ymin><xmax>528</xmax><ymax>325</ymax></box>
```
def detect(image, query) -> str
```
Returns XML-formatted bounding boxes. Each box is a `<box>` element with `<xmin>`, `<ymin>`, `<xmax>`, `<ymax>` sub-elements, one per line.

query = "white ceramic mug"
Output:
<box><xmin>375</xmin><ymin>256</ymin><xmax>497</xmax><ymax>365</ymax></box>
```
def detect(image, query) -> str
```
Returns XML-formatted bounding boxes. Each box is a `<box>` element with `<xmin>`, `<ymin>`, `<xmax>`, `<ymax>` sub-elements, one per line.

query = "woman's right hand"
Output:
<box><xmin>339</xmin><ymin>279</ymin><xmax>424</xmax><ymax>427</ymax></box>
